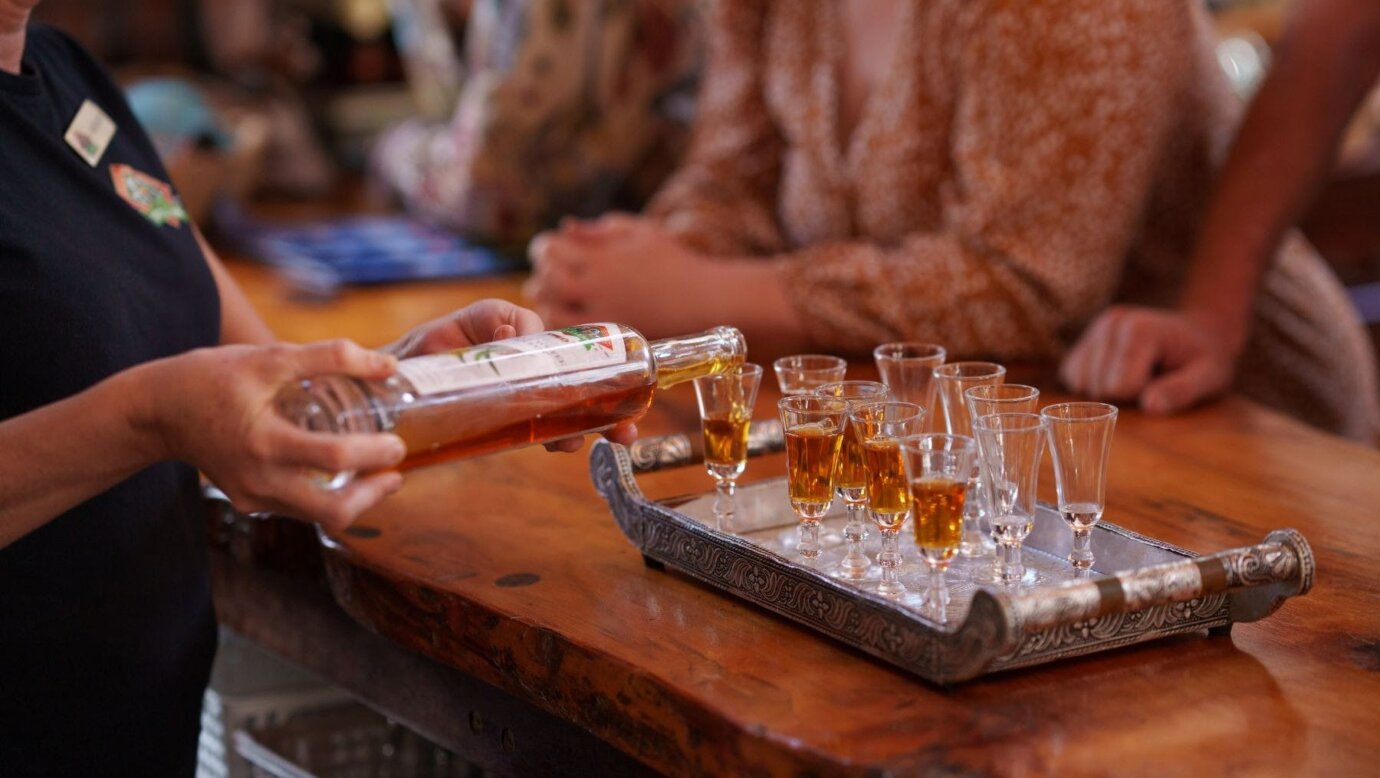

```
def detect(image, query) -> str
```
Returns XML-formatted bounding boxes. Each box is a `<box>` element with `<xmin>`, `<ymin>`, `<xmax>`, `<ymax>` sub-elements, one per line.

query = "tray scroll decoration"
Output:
<box><xmin>590</xmin><ymin>440</ymin><xmax>1314</xmax><ymax>683</ymax></box>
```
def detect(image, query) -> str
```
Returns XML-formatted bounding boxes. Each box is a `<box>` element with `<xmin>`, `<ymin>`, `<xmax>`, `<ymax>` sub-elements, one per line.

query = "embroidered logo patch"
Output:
<box><xmin>109</xmin><ymin>163</ymin><xmax>188</xmax><ymax>228</ymax></box>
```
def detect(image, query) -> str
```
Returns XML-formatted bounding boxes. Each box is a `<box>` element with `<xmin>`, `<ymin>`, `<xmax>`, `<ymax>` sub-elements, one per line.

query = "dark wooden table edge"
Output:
<box><xmin>209</xmin><ymin>548</ymin><xmax>659</xmax><ymax>777</ymax></box>
<box><xmin>317</xmin><ymin>538</ymin><xmax>896</xmax><ymax>778</ymax></box>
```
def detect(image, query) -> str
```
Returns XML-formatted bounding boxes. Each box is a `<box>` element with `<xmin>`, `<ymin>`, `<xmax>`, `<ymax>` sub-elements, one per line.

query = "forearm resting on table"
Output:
<box><xmin>0</xmin><ymin>367</ymin><xmax>161</xmax><ymax>549</ymax></box>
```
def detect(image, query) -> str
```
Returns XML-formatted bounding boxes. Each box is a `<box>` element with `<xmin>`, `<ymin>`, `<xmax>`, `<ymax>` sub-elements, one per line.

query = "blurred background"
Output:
<box><xmin>32</xmin><ymin>0</ymin><xmax>1380</xmax><ymax>315</ymax></box>
<box><xmin>23</xmin><ymin>1</ymin><xmax>1379</xmax><ymax>775</ymax></box>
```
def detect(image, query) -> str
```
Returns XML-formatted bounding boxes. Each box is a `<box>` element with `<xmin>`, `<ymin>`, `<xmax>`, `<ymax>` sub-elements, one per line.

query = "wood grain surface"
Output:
<box><xmin>221</xmin><ymin>252</ymin><xmax>1380</xmax><ymax>776</ymax></box>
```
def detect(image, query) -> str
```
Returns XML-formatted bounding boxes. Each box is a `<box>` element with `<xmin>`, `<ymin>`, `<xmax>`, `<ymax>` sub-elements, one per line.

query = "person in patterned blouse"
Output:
<box><xmin>1060</xmin><ymin>0</ymin><xmax>1380</xmax><ymax>443</ymax></box>
<box><xmin>525</xmin><ymin>0</ymin><xmax>1379</xmax><ymax>442</ymax></box>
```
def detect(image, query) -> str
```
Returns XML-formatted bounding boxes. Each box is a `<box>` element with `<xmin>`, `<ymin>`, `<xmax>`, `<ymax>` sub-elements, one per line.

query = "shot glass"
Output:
<box><xmin>778</xmin><ymin>395</ymin><xmax>850</xmax><ymax>561</ymax></box>
<box><xmin>972</xmin><ymin>412</ymin><xmax>1046</xmax><ymax>587</ymax></box>
<box><xmin>933</xmin><ymin>362</ymin><xmax>1006</xmax><ymax>557</ymax></box>
<box><xmin>873</xmin><ymin>343</ymin><xmax>947</xmax><ymax>429</ymax></box>
<box><xmin>815</xmin><ymin>381</ymin><xmax>892</xmax><ymax>576</ymax></box>
<box><xmin>773</xmin><ymin>355</ymin><xmax>847</xmax><ymax>396</ymax></box>
<box><xmin>964</xmin><ymin>383</ymin><xmax>1041</xmax><ymax>420</ymax></box>
<box><xmin>1042</xmin><ymin>402</ymin><xmax>1118</xmax><ymax>578</ymax></box>
<box><xmin>848</xmin><ymin>401</ymin><xmax>927</xmax><ymax>592</ymax></box>
<box><xmin>693</xmin><ymin>364</ymin><xmax>764</xmax><ymax>532</ymax></box>
<box><xmin>900</xmin><ymin>434</ymin><xmax>975</xmax><ymax>623</ymax></box>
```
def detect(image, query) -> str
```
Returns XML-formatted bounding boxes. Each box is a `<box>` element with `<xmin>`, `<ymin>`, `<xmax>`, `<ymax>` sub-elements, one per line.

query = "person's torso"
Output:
<box><xmin>0</xmin><ymin>25</ymin><xmax>221</xmax><ymax>776</ymax></box>
<box><xmin>755</xmin><ymin>0</ymin><xmax>1224</xmax><ymax>276</ymax></box>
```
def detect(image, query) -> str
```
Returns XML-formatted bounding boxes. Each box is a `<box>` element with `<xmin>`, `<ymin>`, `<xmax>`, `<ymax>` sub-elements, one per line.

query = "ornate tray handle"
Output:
<box><xmin>984</xmin><ymin>529</ymin><xmax>1314</xmax><ymax>640</ymax></box>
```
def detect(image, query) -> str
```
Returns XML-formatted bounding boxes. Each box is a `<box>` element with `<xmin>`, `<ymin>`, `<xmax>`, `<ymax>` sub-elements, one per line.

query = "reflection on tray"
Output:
<box><xmin>592</xmin><ymin>439</ymin><xmax>1313</xmax><ymax>683</ymax></box>
<box><xmin>671</xmin><ymin>478</ymin><xmax>1184</xmax><ymax>627</ymax></box>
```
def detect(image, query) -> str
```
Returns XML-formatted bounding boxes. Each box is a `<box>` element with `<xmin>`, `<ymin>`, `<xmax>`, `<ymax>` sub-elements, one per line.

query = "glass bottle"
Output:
<box><xmin>277</xmin><ymin>323</ymin><xmax>746</xmax><ymax>486</ymax></box>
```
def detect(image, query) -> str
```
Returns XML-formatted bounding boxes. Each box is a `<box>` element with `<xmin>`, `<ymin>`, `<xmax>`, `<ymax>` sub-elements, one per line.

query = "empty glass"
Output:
<box><xmin>934</xmin><ymin>362</ymin><xmax>1006</xmax><ymax>557</ymax></box>
<box><xmin>964</xmin><ymin>383</ymin><xmax>1039</xmax><ymax>580</ymax></box>
<box><xmin>1042</xmin><ymin>402</ymin><xmax>1118</xmax><ymax>578</ymax></box>
<box><xmin>972</xmin><ymin>413</ymin><xmax>1046</xmax><ymax>587</ymax></box>
<box><xmin>873</xmin><ymin>343</ymin><xmax>946</xmax><ymax>429</ymax></box>
<box><xmin>692</xmin><ymin>364</ymin><xmax>763</xmax><ymax>532</ymax></box>
<box><xmin>778</xmin><ymin>395</ymin><xmax>850</xmax><ymax>561</ymax></box>
<box><xmin>935</xmin><ymin>362</ymin><xmax>1007</xmax><ymax>436</ymax></box>
<box><xmin>815</xmin><ymin>381</ymin><xmax>892</xmax><ymax>577</ymax></box>
<box><xmin>848</xmin><ymin>401</ymin><xmax>927</xmax><ymax>593</ymax></box>
<box><xmin>773</xmin><ymin>355</ymin><xmax>847</xmax><ymax>396</ymax></box>
<box><xmin>964</xmin><ymin>383</ymin><xmax>1041</xmax><ymax>419</ymax></box>
<box><xmin>900</xmin><ymin>434</ymin><xmax>975</xmax><ymax>623</ymax></box>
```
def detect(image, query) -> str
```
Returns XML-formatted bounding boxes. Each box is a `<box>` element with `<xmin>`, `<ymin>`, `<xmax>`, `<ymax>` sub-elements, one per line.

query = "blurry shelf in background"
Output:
<box><xmin>1210</xmin><ymin>0</ymin><xmax>1292</xmax><ymax>44</ymax></box>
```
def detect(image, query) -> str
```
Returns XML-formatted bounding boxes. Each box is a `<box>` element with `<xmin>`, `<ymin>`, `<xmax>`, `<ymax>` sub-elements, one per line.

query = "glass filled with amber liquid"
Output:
<box><xmin>693</xmin><ymin>364</ymin><xmax>763</xmax><ymax>532</ymax></box>
<box><xmin>933</xmin><ymin>362</ymin><xmax>1006</xmax><ymax>558</ymax></box>
<box><xmin>848</xmin><ymin>401</ymin><xmax>927</xmax><ymax>596</ymax></box>
<box><xmin>814</xmin><ymin>381</ymin><xmax>891</xmax><ymax>578</ymax></box>
<box><xmin>901</xmin><ymin>434</ymin><xmax>975</xmax><ymax>622</ymax></box>
<box><xmin>277</xmin><ymin>324</ymin><xmax>746</xmax><ymax>487</ymax></box>
<box><xmin>778</xmin><ymin>395</ymin><xmax>850</xmax><ymax>561</ymax></box>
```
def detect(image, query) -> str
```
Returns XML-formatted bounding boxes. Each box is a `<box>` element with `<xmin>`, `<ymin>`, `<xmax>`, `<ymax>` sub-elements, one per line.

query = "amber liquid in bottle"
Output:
<box><xmin>278</xmin><ymin>324</ymin><xmax>745</xmax><ymax>482</ymax></box>
<box><xmin>911</xmin><ymin>476</ymin><xmax>967</xmax><ymax>562</ymax></box>
<box><xmin>395</xmin><ymin>380</ymin><xmax>657</xmax><ymax>470</ymax></box>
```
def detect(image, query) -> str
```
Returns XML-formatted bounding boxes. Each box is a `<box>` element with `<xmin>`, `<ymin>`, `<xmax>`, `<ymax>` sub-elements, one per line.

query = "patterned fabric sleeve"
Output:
<box><xmin>784</xmin><ymin>2</ymin><xmax>1195</xmax><ymax>359</ymax></box>
<box><xmin>644</xmin><ymin>0</ymin><xmax>786</xmax><ymax>256</ymax></box>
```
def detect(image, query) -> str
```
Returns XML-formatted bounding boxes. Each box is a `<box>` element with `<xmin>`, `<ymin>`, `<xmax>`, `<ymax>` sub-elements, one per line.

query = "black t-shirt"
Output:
<box><xmin>0</xmin><ymin>26</ymin><xmax>221</xmax><ymax>777</ymax></box>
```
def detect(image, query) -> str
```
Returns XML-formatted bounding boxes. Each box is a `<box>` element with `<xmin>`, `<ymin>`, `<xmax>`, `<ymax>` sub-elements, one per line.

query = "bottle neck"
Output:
<box><xmin>649</xmin><ymin>326</ymin><xmax>747</xmax><ymax>389</ymax></box>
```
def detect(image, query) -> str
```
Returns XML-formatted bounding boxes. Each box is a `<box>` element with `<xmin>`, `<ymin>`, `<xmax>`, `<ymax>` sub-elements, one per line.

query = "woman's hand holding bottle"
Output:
<box><xmin>132</xmin><ymin>339</ymin><xmax>407</xmax><ymax>531</ymax></box>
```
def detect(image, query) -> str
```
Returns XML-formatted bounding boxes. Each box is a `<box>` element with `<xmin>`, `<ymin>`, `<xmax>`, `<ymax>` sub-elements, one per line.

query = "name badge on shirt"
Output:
<box><xmin>64</xmin><ymin>100</ymin><xmax>117</xmax><ymax>167</ymax></box>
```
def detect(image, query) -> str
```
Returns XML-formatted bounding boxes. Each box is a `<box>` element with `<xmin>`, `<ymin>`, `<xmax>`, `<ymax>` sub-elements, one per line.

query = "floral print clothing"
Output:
<box><xmin>647</xmin><ymin>0</ymin><xmax>1380</xmax><ymax>442</ymax></box>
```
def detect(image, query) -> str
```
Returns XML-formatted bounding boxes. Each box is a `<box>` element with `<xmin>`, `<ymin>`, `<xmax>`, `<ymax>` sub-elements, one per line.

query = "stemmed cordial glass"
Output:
<box><xmin>900</xmin><ymin>434</ymin><xmax>975</xmax><ymax>623</ymax></box>
<box><xmin>777</xmin><ymin>395</ymin><xmax>850</xmax><ymax>563</ymax></box>
<box><xmin>848</xmin><ymin>401</ymin><xmax>927</xmax><ymax>593</ymax></box>
<box><xmin>972</xmin><ymin>412</ymin><xmax>1046</xmax><ymax>587</ymax></box>
<box><xmin>965</xmin><ymin>383</ymin><xmax>1041</xmax><ymax>419</ymax></box>
<box><xmin>772</xmin><ymin>356</ymin><xmax>849</xmax><ymax>544</ymax></box>
<box><xmin>964</xmin><ymin>383</ymin><xmax>1040</xmax><ymax>584</ymax></box>
<box><xmin>814</xmin><ymin>381</ymin><xmax>892</xmax><ymax>577</ymax></box>
<box><xmin>1041</xmin><ymin>402</ymin><xmax>1118</xmax><ymax>578</ymax></box>
<box><xmin>873</xmin><ymin>343</ymin><xmax>946</xmax><ymax>431</ymax></box>
<box><xmin>692</xmin><ymin>363</ymin><xmax>763</xmax><ymax>533</ymax></box>
<box><xmin>933</xmin><ymin>362</ymin><xmax>1006</xmax><ymax>557</ymax></box>
<box><xmin>773</xmin><ymin>354</ymin><xmax>847</xmax><ymax>396</ymax></box>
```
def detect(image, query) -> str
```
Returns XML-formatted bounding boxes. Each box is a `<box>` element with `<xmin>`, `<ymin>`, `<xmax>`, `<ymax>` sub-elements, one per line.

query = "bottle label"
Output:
<box><xmin>397</xmin><ymin>323</ymin><xmax>629</xmax><ymax>396</ymax></box>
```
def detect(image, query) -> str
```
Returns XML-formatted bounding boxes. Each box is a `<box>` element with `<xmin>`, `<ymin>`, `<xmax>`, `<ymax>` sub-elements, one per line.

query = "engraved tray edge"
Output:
<box><xmin>589</xmin><ymin>441</ymin><xmax>1314</xmax><ymax>684</ymax></box>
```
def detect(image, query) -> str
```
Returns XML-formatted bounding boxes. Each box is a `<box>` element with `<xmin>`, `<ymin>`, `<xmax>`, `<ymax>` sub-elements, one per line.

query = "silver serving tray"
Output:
<box><xmin>589</xmin><ymin>440</ymin><xmax>1314</xmax><ymax>684</ymax></box>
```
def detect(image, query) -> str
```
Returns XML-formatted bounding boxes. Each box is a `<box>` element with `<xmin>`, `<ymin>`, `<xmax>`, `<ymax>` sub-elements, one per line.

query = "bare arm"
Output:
<box><xmin>0</xmin><ymin>340</ymin><xmax>407</xmax><ymax>550</ymax></box>
<box><xmin>196</xmin><ymin>227</ymin><xmax>275</xmax><ymax>346</ymax></box>
<box><xmin>0</xmin><ymin>227</ymin><xmax>400</xmax><ymax>548</ymax></box>
<box><xmin>1183</xmin><ymin>0</ymin><xmax>1380</xmax><ymax>348</ymax></box>
<box><xmin>1062</xmin><ymin>0</ymin><xmax>1380</xmax><ymax>411</ymax></box>
<box><xmin>0</xmin><ymin>367</ymin><xmax>161</xmax><ymax>548</ymax></box>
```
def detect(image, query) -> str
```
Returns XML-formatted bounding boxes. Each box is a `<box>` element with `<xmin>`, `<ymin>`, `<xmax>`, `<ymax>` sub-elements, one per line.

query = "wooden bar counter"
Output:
<box><xmin>214</xmin><ymin>256</ymin><xmax>1380</xmax><ymax>776</ymax></box>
